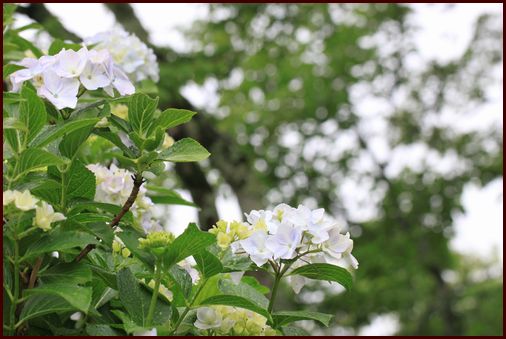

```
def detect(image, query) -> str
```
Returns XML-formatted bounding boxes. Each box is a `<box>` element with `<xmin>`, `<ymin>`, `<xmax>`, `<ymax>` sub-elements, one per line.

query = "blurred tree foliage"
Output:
<box><xmin>17</xmin><ymin>3</ymin><xmax>502</xmax><ymax>335</ymax></box>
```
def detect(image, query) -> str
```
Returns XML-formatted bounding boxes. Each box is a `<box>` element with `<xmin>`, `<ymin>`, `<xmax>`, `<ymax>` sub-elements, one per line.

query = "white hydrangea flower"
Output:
<box><xmin>70</xmin><ymin>312</ymin><xmax>83</xmax><ymax>321</ymax></box>
<box><xmin>38</xmin><ymin>70</ymin><xmax>80</xmax><ymax>109</ymax></box>
<box><xmin>13</xmin><ymin>190</ymin><xmax>39</xmax><ymax>211</ymax></box>
<box><xmin>79</xmin><ymin>49</ymin><xmax>113</xmax><ymax>90</ymax></box>
<box><xmin>53</xmin><ymin>47</ymin><xmax>88</xmax><ymax>78</ymax></box>
<box><xmin>33</xmin><ymin>201</ymin><xmax>66</xmax><ymax>231</ymax></box>
<box><xmin>293</xmin><ymin>205</ymin><xmax>332</xmax><ymax>244</ymax></box>
<box><xmin>8</xmin><ymin>45</ymin><xmax>135</xmax><ymax>109</ymax></box>
<box><xmin>9</xmin><ymin>55</ymin><xmax>56</xmax><ymax>92</ymax></box>
<box><xmin>225</xmin><ymin>203</ymin><xmax>358</xmax><ymax>291</ymax></box>
<box><xmin>245</xmin><ymin>209</ymin><xmax>278</xmax><ymax>233</ymax></box>
<box><xmin>84</xmin><ymin>27</ymin><xmax>159</xmax><ymax>83</ymax></box>
<box><xmin>179</xmin><ymin>257</ymin><xmax>200</xmax><ymax>284</ymax></box>
<box><xmin>286</xmin><ymin>273</ymin><xmax>308</xmax><ymax>294</ymax></box>
<box><xmin>133</xmin><ymin>328</ymin><xmax>157</xmax><ymax>336</ymax></box>
<box><xmin>239</xmin><ymin>231</ymin><xmax>273</xmax><ymax>267</ymax></box>
<box><xmin>194</xmin><ymin>307</ymin><xmax>222</xmax><ymax>330</ymax></box>
<box><xmin>322</xmin><ymin>229</ymin><xmax>353</xmax><ymax>260</ymax></box>
<box><xmin>265</xmin><ymin>223</ymin><xmax>302</xmax><ymax>260</ymax></box>
<box><xmin>3</xmin><ymin>190</ymin><xmax>16</xmax><ymax>206</ymax></box>
<box><xmin>104</xmin><ymin>66</ymin><xmax>135</xmax><ymax>97</ymax></box>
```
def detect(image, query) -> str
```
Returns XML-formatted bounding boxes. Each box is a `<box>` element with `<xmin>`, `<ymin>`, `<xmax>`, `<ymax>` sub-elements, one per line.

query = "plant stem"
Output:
<box><xmin>75</xmin><ymin>172</ymin><xmax>144</xmax><ymax>262</ymax></box>
<box><xmin>267</xmin><ymin>261</ymin><xmax>294</xmax><ymax>314</ymax></box>
<box><xmin>28</xmin><ymin>257</ymin><xmax>43</xmax><ymax>289</ymax></box>
<box><xmin>146</xmin><ymin>260</ymin><xmax>163</xmax><ymax>327</ymax></box>
<box><xmin>170</xmin><ymin>278</ymin><xmax>208</xmax><ymax>335</ymax></box>
<box><xmin>77</xmin><ymin>87</ymin><xmax>86</xmax><ymax>98</ymax></box>
<box><xmin>60</xmin><ymin>171</ymin><xmax>66</xmax><ymax>212</ymax></box>
<box><xmin>109</xmin><ymin>173</ymin><xmax>144</xmax><ymax>228</ymax></box>
<box><xmin>268</xmin><ymin>272</ymin><xmax>281</xmax><ymax>313</ymax></box>
<box><xmin>8</xmin><ymin>239</ymin><xmax>20</xmax><ymax>335</ymax></box>
<box><xmin>17</xmin><ymin>226</ymin><xmax>38</xmax><ymax>239</ymax></box>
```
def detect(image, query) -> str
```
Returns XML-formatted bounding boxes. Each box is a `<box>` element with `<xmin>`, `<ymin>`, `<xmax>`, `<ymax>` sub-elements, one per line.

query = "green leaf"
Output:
<box><xmin>13</xmin><ymin>148</ymin><xmax>66</xmax><ymax>179</ymax></box>
<box><xmin>85</xmin><ymin>324</ymin><xmax>119</xmax><ymax>336</ymax></box>
<box><xmin>31</xmin><ymin>179</ymin><xmax>62</xmax><ymax>206</ymax></box>
<box><xmin>162</xmin><ymin>223</ymin><xmax>216</xmax><ymax>268</ymax></box>
<box><xmin>199</xmin><ymin>295</ymin><xmax>270</xmax><ymax>320</ymax></box>
<box><xmin>281</xmin><ymin>326</ymin><xmax>310</xmax><ymax>336</ymax></box>
<box><xmin>159</xmin><ymin>138</ymin><xmax>210</xmax><ymax>162</ymax></box>
<box><xmin>110</xmin><ymin>310</ymin><xmax>144</xmax><ymax>334</ymax></box>
<box><xmin>93</xmin><ymin>286</ymin><xmax>117</xmax><ymax>309</ymax></box>
<box><xmin>13</xmin><ymin>22</ymin><xmax>43</xmax><ymax>33</ymax></box>
<box><xmin>3</xmin><ymin>91</ymin><xmax>23</xmax><ymax>104</ymax></box>
<box><xmin>82</xmin><ymin>222</ymin><xmax>114</xmax><ymax>247</ymax></box>
<box><xmin>93</xmin><ymin>128</ymin><xmax>137</xmax><ymax>158</ymax></box>
<box><xmin>3</xmin><ymin>4</ymin><xmax>17</xmax><ymax>27</ymax></box>
<box><xmin>241</xmin><ymin>276</ymin><xmax>270</xmax><ymax>295</ymax></box>
<box><xmin>4</xmin><ymin>128</ymin><xmax>20</xmax><ymax>153</ymax></box>
<box><xmin>128</xmin><ymin>93</ymin><xmax>158</xmax><ymax>138</ymax></box>
<box><xmin>39</xmin><ymin>262</ymin><xmax>92</xmax><ymax>285</ymax></box>
<box><xmin>221</xmin><ymin>248</ymin><xmax>253</xmax><ymax>272</ymax></box>
<box><xmin>146</xmin><ymin>160</ymin><xmax>165</xmax><ymax>176</ymax></box>
<box><xmin>68</xmin><ymin>213</ymin><xmax>111</xmax><ymax>223</ymax></box>
<box><xmin>117</xmin><ymin>268</ymin><xmax>171</xmax><ymax>327</ymax></box>
<box><xmin>24</xmin><ymin>282</ymin><xmax>92</xmax><ymax>313</ymax></box>
<box><xmin>59</xmin><ymin>124</ymin><xmax>94</xmax><ymax>158</ymax></box>
<box><xmin>30</xmin><ymin>118</ymin><xmax>100</xmax><ymax>148</ymax></box>
<box><xmin>18</xmin><ymin>295</ymin><xmax>76</xmax><ymax>324</ymax></box>
<box><xmin>146</xmin><ymin>186</ymin><xmax>197</xmax><ymax>207</ymax></box>
<box><xmin>10</xmin><ymin>35</ymin><xmax>43</xmax><ymax>58</ymax></box>
<box><xmin>108</xmin><ymin>114</ymin><xmax>131</xmax><ymax>133</ymax></box>
<box><xmin>148</xmin><ymin>108</ymin><xmax>196</xmax><ymax>135</ymax></box>
<box><xmin>22</xmin><ymin>231</ymin><xmax>99</xmax><ymax>260</ymax></box>
<box><xmin>199</xmin><ymin>279</ymin><xmax>271</xmax><ymax>320</ymax></box>
<box><xmin>288</xmin><ymin>263</ymin><xmax>353</xmax><ymax>290</ymax></box>
<box><xmin>48</xmin><ymin>39</ymin><xmax>64</xmax><ymax>55</ymax></box>
<box><xmin>218</xmin><ymin>279</ymin><xmax>269</xmax><ymax>309</ymax></box>
<box><xmin>64</xmin><ymin>160</ymin><xmax>96</xmax><ymax>201</ymax></box>
<box><xmin>20</xmin><ymin>85</ymin><xmax>46</xmax><ymax>143</ymax></box>
<box><xmin>167</xmin><ymin>265</ymin><xmax>193</xmax><ymax>303</ymax></box>
<box><xmin>68</xmin><ymin>202</ymin><xmax>133</xmax><ymax>223</ymax></box>
<box><xmin>3</xmin><ymin>63</ymin><xmax>25</xmax><ymax>78</ymax></box>
<box><xmin>3</xmin><ymin>117</ymin><xmax>27</xmax><ymax>131</ymax></box>
<box><xmin>128</xmin><ymin>131</ymin><xmax>144</xmax><ymax>149</ymax></box>
<box><xmin>194</xmin><ymin>250</ymin><xmax>223</xmax><ymax>278</ymax></box>
<box><xmin>89</xmin><ymin>265</ymin><xmax>117</xmax><ymax>290</ymax></box>
<box><xmin>143</xmin><ymin>127</ymin><xmax>165</xmax><ymax>151</ymax></box>
<box><xmin>273</xmin><ymin>310</ymin><xmax>333</xmax><ymax>327</ymax></box>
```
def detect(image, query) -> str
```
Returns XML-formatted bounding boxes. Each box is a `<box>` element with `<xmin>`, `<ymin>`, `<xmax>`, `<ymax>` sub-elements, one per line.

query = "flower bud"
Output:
<box><xmin>121</xmin><ymin>247</ymin><xmax>131</xmax><ymax>258</ymax></box>
<box><xmin>161</xmin><ymin>134</ymin><xmax>175</xmax><ymax>149</ymax></box>
<box><xmin>138</xmin><ymin>231</ymin><xmax>175</xmax><ymax>251</ymax></box>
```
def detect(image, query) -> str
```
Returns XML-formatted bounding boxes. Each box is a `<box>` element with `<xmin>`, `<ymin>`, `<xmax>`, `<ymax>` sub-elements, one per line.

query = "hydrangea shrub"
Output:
<box><xmin>3</xmin><ymin>8</ymin><xmax>357</xmax><ymax>336</ymax></box>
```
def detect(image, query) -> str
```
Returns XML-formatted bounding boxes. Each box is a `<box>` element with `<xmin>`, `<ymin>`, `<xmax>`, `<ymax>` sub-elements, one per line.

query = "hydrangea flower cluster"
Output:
<box><xmin>84</xmin><ymin>27</ymin><xmax>159</xmax><ymax>83</ymax></box>
<box><xmin>3</xmin><ymin>190</ymin><xmax>66</xmax><ymax>231</ymax></box>
<box><xmin>209</xmin><ymin>220</ymin><xmax>253</xmax><ymax>249</ymax></box>
<box><xmin>194</xmin><ymin>306</ymin><xmax>277</xmax><ymax>336</ymax></box>
<box><xmin>86</xmin><ymin>163</ymin><xmax>162</xmax><ymax>234</ymax></box>
<box><xmin>9</xmin><ymin>47</ymin><xmax>135</xmax><ymax>109</ymax></box>
<box><xmin>210</xmin><ymin>204</ymin><xmax>358</xmax><ymax>293</ymax></box>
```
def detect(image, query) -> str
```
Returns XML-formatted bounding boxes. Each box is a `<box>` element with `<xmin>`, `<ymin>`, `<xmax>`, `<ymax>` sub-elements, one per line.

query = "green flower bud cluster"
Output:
<box><xmin>195</xmin><ymin>305</ymin><xmax>278</xmax><ymax>336</ymax></box>
<box><xmin>138</xmin><ymin>231</ymin><xmax>175</xmax><ymax>251</ymax></box>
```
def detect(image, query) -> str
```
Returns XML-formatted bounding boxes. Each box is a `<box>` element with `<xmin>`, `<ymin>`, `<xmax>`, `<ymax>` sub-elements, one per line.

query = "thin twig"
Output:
<box><xmin>75</xmin><ymin>173</ymin><xmax>144</xmax><ymax>262</ymax></box>
<box><xmin>28</xmin><ymin>257</ymin><xmax>43</xmax><ymax>289</ymax></box>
